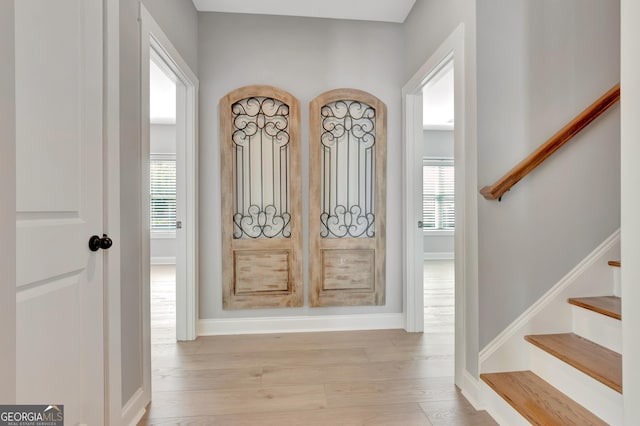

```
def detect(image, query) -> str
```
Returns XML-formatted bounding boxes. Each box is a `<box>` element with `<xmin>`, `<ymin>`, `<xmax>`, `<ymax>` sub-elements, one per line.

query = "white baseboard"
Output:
<box><xmin>121</xmin><ymin>387</ymin><xmax>147</xmax><ymax>426</ymax></box>
<box><xmin>480</xmin><ymin>380</ymin><xmax>530</xmax><ymax>426</ymax></box>
<box><xmin>423</xmin><ymin>252</ymin><xmax>454</xmax><ymax>260</ymax></box>
<box><xmin>480</xmin><ymin>229</ymin><xmax>620</xmax><ymax>371</ymax></box>
<box><xmin>150</xmin><ymin>256</ymin><xmax>176</xmax><ymax>265</ymax></box>
<box><xmin>461</xmin><ymin>370</ymin><xmax>483</xmax><ymax>410</ymax></box>
<box><xmin>198</xmin><ymin>313</ymin><xmax>405</xmax><ymax>336</ymax></box>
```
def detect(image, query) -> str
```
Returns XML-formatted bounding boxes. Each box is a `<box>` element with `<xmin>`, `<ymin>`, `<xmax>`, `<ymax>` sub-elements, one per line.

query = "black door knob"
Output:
<box><xmin>100</xmin><ymin>234</ymin><xmax>113</xmax><ymax>250</ymax></box>
<box><xmin>89</xmin><ymin>234</ymin><xmax>113</xmax><ymax>252</ymax></box>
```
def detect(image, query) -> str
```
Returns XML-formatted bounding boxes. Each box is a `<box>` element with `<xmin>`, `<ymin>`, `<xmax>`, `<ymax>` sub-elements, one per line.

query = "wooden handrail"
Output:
<box><xmin>480</xmin><ymin>83</ymin><xmax>620</xmax><ymax>201</ymax></box>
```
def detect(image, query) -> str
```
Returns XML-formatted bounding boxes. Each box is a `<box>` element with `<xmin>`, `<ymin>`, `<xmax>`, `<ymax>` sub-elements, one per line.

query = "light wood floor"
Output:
<box><xmin>140</xmin><ymin>264</ymin><xmax>495</xmax><ymax>425</ymax></box>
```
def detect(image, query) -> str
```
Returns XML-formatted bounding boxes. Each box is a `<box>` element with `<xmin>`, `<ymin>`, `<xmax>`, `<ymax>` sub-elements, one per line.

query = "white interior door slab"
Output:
<box><xmin>15</xmin><ymin>0</ymin><xmax>104</xmax><ymax>423</ymax></box>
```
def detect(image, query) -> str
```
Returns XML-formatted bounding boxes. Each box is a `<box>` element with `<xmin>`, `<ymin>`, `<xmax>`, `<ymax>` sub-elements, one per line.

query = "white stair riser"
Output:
<box><xmin>613</xmin><ymin>267</ymin><xmax>621</xmax><ymax>297</ymax></box>
<box><xmin>480</xmin><ymin>381</ymin><xmax>531</xmax><ymax>426</ymax></box>
<box><xmin>572</xmin><ymin>306</ymin><xmax>622</xmax><ymax>353</ymax></box>
<box><xmin>529</xmin><ymin>345</ymin><xmax>622</xmax><ymax>425</ymax></box>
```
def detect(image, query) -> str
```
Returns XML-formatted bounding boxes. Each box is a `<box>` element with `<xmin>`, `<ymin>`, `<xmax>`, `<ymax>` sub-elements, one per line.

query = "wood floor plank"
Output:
<box><xmin>152</xmin><ymin>366</ymin><xmax>263</xmax><ymax>392</ymax></box>
<box><xmin>152</xmin><ymin>347</ymin><xmax>370</xmax><ymax>371</ymax></box>
<box><xmin>143</xmin><ymin>385</ymin><xmax>327</xmax><ymax>418</ymax></box>
<box><xmin>261</xmin><ymin>358</ymin><xmax>453</xmax><ymax>386</ymax></box>
<box><xmin>325</xmin><ymin>377</ymin><xmax>458</xmax><ymax>408</ymax></box>
<box><xmin>419</xmin><ymin>395</ymin><xmax>498</xmax><ymax>426</ymax></box>
<box><xmin>365</xmin><ymin>343</ymin><xmax>453</xmax><ymax>363</ymax></box>
<box><xmin>194</xmin><ymin>330</ymin><xmax>398</xmax><ymax>355</ymax></box>
<box><xmin>213</xmin><ymin>403</ymin><xmax>433</xmax><ymax>426</ymax></box>
<box><xmin>568</xmin><ymin>296</ymin><xmax>621</xmax><ymax>320</ymax></box>
<box><xmin>524</xmin><ymin>333</ymin><xmax>622</xmax><ymax>393</ymax></box>
<box><xmin>139</xmin><ymin>403</ymin><xmax>433</xmax><ymax>426</ymax></box>
<box><xmin>480</xmin><ymin>371</ymin><xmax>606</xmax><ymax>426</ymax></box>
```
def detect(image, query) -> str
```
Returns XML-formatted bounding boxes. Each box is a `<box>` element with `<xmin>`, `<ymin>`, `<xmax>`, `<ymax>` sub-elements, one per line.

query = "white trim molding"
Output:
<box><xmin>480</xmin><ymin>229</ymin><xmax>620</xmax><ymax>371</ymax></box>
<box><xmin>140</xmin><ymin>2</ymin><xmax>200</xmax><ymax>416</ymax></box>
<box><xmin>105</xmin><ymin>0</ymin><xmax>122</xmax><ymax>422</ymax></box>
<box><xmin>402</xmin><ymin>23</ymin><xmax>474</xmax><ymax>391</ymax></box>
<box><xmin>121</xmin><ymin>387</ymin><xmax>146</xmax><ymax>426</ymax></box>
<box><xmin>198</xmin><ymin>314</ymin><xmax>405</xmax><ymax>336</ymax></box>
<box><xmin>461</xmin><ymin>369</ymin><xmax>483</xmax><ymax>410</ymax></box>
<box><xmin>423</xmin><ymin>252</ymin><xmax>454</xmax><ymax>260</ymax></box>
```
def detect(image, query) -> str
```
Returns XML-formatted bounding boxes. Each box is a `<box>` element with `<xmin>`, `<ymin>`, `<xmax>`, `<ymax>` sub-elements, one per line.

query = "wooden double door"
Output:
<box><xmin>220</xmin><ymin>86</ymin><xmax>386</xmax><ymax>309</ymax></box>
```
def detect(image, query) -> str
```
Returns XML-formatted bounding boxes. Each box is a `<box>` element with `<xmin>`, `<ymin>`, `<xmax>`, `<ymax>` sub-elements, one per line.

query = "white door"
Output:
<box><xmin>15</xmin><ymin>0</ymin><xmax>105</xmax><ymax>424</ymax></box>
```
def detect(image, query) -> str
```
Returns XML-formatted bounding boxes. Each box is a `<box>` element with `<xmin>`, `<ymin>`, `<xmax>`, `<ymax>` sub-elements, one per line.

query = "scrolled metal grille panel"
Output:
<box><xmin>320</xmin><ymin>100</ymin><xmax>376</xmax><ymax>238</ymax></box>
<box><xmin>232</xmin><ymin>97</ymin><xmax>291</xmax><ymax>239</ymax></box>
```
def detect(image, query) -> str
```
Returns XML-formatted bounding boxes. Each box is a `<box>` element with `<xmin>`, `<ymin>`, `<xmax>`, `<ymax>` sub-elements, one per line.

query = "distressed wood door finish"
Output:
<box><xmin>220</xmin><ymin>86</ymin><xmax>302</xmax><ymax>309</ymax></box>
<box><xmin>15</xmin><ymin>0</ymin><xmax>104</xmax><ymax>422</ymax></box>
<box><xmin>309</xmin><ymin>89</ymin><xmax>387</xmax><ymax>307</ymax></box>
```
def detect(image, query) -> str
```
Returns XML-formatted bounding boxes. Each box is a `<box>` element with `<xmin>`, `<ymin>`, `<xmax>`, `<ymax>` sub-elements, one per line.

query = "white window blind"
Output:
<box><xmin>423</xmin><ymin>159</ymin><xmax>454</xmax><ymax>230</ymax></box>
<box><xmin>150</xmin><ymin>155</ymin><xmax>176</xmax><ymax>232</ymax></box>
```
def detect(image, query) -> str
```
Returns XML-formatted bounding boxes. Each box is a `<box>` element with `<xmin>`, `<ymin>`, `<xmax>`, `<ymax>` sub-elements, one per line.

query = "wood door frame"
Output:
<box><xmin>402</xmin><ymin>23</ymin><xmax>476</xmax><ymax>389</ymax></box>
<box><xmin>140</xmin><ymin>0</ymin><xmax>200</xmax><ymax>408</ymax></box>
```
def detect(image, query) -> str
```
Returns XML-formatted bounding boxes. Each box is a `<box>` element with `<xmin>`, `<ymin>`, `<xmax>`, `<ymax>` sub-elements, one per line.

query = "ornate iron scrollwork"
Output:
<box><xmin>320</xmin><ymin>100</ymin><xmax>376</xmax><ymax>238</ymax></box>
<box><xmin>232</xmin><ymin>97</ymin><xmax>291</xmax><ymax>239</ymax></box>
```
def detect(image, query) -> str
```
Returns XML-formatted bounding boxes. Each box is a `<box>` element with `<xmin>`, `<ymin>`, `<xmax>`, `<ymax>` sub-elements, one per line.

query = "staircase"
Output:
<box><xmin>480</xmin><ymin>260</ymin><xmax>622</xmax><ymax>425</ymax></box>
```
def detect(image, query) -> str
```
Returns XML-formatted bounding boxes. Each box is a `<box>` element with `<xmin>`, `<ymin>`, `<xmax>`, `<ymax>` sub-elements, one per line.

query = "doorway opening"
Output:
<box><xmin>140</xmin><ymin>3</ymin><xmax>199</xmax><ymax>406</ymax></box>
<box><xmin>402</xmin><ymin>24</ymin><xmax>468</xmax><ymax>388</ymax></box>
<box><xmin>421</xmin><ymin>60</ymin><xmax>455</xmax><ymax>341</ymax></box>
<box><xmin>149</xmin><ymin>56</ymin><xmax>178</xmax><ymax>344</ymax></box>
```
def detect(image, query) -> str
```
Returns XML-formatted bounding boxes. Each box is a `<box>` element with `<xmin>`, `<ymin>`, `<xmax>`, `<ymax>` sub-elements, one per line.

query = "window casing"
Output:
<box><xmin>423</xmin><ymin>158</ymin><xmax>454</xmax><ymax>232</ymax></box>
<box><xmin>150</xmin><ymin>154</ymin><xmax>176</xmax><ymax>236</ymax></box>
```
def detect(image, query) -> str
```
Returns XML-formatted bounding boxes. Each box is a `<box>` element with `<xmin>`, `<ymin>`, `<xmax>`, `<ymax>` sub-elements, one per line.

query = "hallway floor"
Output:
<box><xmin>139</xmin><ymin>265</ymin><xmax>495</xmax><ymax>425</ymax></box>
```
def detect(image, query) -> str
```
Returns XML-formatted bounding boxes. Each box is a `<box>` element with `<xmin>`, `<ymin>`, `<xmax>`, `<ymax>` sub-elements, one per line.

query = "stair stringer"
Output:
<box><xmin>478</xmin><ymin>229</ymin><xmax>620</xmax><ymax>421</ymax></box>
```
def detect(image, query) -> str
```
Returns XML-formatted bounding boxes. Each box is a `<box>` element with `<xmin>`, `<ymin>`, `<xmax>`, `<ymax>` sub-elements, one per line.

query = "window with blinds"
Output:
<box><xmin>423</xmin><ymin>159</ymin><xmax>454</xmax><ymax>230</ymax></box>
<box><xmin>150</xmin><ymin>155</ymin><xmax>176</xmax><ymax>232</ymax></box>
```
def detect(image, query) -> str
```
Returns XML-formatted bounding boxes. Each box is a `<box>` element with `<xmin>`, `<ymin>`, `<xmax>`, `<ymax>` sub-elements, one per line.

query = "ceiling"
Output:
<box><xmin>192</xmin><ymin>0</ymin><xmax>417</xmax><ymax>23</ymax></box>
<box><xmin>153</xmin><ymin>1</ymin><xmax>454</xmax><ymax>127</ymax></box>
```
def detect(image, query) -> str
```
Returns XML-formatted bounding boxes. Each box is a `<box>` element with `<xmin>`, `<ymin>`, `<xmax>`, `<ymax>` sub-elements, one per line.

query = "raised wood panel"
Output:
<box><xmin>309</xmin><ymin>89</ymin><xmax>386</xmax><ymax>307</ymax></box>
<box><xmin>322</xmin><ymin>250</ymin><xmax>374</xmax><ymax>291</ymax></box>
<box><xmin>235</xmin><ymin>251</ymin><xmax>289</xmax><ymax>294</ymax></box>
<box><xmin>220</xmin><ymin>86</ymin><xmax>302</xmax><ymax>309</ymax></box>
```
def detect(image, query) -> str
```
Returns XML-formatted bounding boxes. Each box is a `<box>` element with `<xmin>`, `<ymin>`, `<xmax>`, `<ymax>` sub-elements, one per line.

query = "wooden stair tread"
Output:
<box><xmin>568</xmin><ymin>296</ymin><xmax>621</xmax><ymax>320</ymax></box>
<box><xmin>480</xmin><ymin>371</ymin><xmax>606</xmax><ymax>426</ymax></box>
<box><xmin>525</xmin><ymin>333</ymin><xmax>622</xmax><ymax>393</ymax></box>
<box><xmin>608</xmin><ymin>260</ymin><xmax>621</xmax><ymax>267</ymax></box>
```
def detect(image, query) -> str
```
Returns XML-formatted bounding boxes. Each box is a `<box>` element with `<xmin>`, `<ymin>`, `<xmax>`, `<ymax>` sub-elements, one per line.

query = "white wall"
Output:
<box><xmin>621</xmin><ymin>0</ymin><xmax>640</xmax><ymax>423</ymax></box>
<box><xmin>119</xmin><ymin>0</ymin><xmax>198</xmax><ymax>405</ymax></box>
<box><xmin>477</xmin><ymin>0</ymin><xmax>620</xmax><ymax>347</ymax></box>
<box><xmin>0</xmin><ymin>0</ymin><xmax>16</xmax><ymax>403</ymax></box>
<box><xmin>143</xmin><ymin>0</ymin><xmax>198</xmax><ymax>73</ymax></box>
<box><xmin>198</xmin><ymin>12</ymin><xmax>404</xmax><ymax>319</ymax></box>
<box><xmin>423</xmin><ymin>130</ymin><xmax>454</xmax><ymax>258</ymax></box>
<box><xmin>150</xmin><ymin>124</ymin><xmax>177</xmax><ymax>263</ymax></box>
<box><xmin>150</xmin><ymin>123</ymin><xmax>176</xmax><ymax>154</ymax></box>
